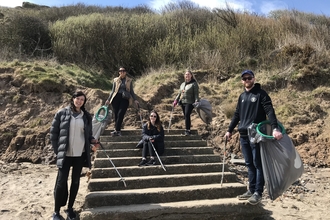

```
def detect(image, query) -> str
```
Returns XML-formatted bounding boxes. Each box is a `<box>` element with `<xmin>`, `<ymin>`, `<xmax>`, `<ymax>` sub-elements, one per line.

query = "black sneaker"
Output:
<box><xmin>146</xmin><ymin>159</ymin><xmax>156</xmax><ymax>166</ymax></box>
<box><xmin>138</xmin><ymin>159</ymin><xmax>147</xmax><ymax>166</ymax></box>
<box><xmin>247</xmin><ymin>192</ymin><xmax>262</xmax><ymax>205</ymax></box>
<box><xmin>110</xmin><ymin>130</ymin><xmax>117</xmax><ymax>136</ymax></box>
<box><xmin>66</xmin><ymin>208</ymin><xmax>76</xmax><ymax>220</ymax></box>
<box><xmin>237</xmin><ymin>190</ymin><xmax>253</xmax><ymax>200</ymax></box>
<box><xmin>116</xmin><ymin>131</ymin><xmax>122</xmax><ymax>136</ymax></box>
<box><xmin>184</xmin><ymin>130</ymin><xmax>192</xmax><ymax>136</ymax></box>
<box><xmin>52</xmin><ymin>212</ymin><xmax>61</xmax><ymax>220</ymax></box>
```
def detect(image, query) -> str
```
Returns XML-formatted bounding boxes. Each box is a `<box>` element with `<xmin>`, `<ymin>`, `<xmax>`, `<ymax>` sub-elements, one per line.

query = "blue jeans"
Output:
<box><xmin>240</xmin><ymin>137</ymin><xmax>264</xmax><ymax>196</ymax></box>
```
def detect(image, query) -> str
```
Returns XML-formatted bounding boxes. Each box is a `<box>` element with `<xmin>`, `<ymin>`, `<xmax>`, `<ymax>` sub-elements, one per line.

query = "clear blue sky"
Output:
<box><xmin>0</xmin><ymin>0</ymin><xmax>329</xmax><ymax>16</ymax></box>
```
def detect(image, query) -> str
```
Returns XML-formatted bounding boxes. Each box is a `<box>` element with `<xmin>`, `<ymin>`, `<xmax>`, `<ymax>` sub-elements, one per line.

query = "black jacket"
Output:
<box><xmin>228</xmin><ymin>83</ymin><xmax>279</xmax><ymax>137</ymax></box>
<box><xmin>50</xmin><ymin>106</ymin><xmax>94</xmax><ymax>169</ymax></box>
<box><xmin>142</xmin><ymin>122</ymin><xmax>165</xmax><ymax>155</ymax></box>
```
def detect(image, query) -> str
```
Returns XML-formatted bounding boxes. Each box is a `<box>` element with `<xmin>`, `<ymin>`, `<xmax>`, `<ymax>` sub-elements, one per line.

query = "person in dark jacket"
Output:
<box><xmin>105</xmin><ymin>67</ymin><xmax>139</xmax><ymax>136</ymax></box>
<box><xmin>50</xmin><ymin>91</ymin><xmax>99</xmax><ymax>220</ymax></box>
<box><xmin>173</xmin><ymin>70</ymin><xmax>199</xmax><ymax>136</ymax></box>
<box><xmin>138</xmin><ymin>110</ymin><xmax>165</xmax><ymax>166</ymax></box>
<box><xmin>224</xmin><ymin>70</ymin><xmax>283</xmax><ymax>205</ymax></box>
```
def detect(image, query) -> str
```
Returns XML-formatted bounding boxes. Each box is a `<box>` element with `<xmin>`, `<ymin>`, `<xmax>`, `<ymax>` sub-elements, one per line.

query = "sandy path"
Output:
<box><xmin>1</xmin><ymin>162</ymin><xmax>330</xmax><ymax>220</ymax></box>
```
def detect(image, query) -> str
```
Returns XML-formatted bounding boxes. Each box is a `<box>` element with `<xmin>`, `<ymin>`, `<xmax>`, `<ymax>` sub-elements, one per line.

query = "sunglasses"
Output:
<box><xmin>242</xmin><ymin>76</ymin><xmax>253</xmax><ymax>81</ymax></box>
<box><xmin>150</xmin><ymin>115</ymin><xmax>157</xmax><ymax>118</ymax></box>
<box><xmin>119</xmin><ymin>70</ymin><xmax>126</xmax><ymax>72</ymax></box>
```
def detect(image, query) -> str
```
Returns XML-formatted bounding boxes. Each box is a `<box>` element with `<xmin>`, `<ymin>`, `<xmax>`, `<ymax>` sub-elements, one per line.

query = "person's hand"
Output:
<box><xmin>173</xmin><ymin>100</ymin><xmax>178</xmax><ymax>107</ymax></box>
<box><xmin>86</xmin><ymin>170</ymin><xmax>92</xmax><ymax>183</ymax></box>
<box><xmin>273</xmin><ymin>129</ymin><xmax>283</xmax><ymax>140</ymax></box>
<box><xmin>91</xmin><ymin>139</ymin><xmax>100</xmax><ymax>152</ymax></box>
<box><xmin>105</xmin><ymin>100</ymin><xmax>110</xmax><ymax>105</ymax></box>
<box><xmin>224</xmin><ymin>132</ymin><xmax>232</xmax><ymax>140</ymax></box>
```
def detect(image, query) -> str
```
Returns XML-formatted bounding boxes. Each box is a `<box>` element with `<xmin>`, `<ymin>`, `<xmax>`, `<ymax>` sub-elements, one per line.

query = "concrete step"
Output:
<box><xmin>93</xmin><ymin>155</ymin><xmax>221</xmax><ymax>168</ymax></box>
<box><xmin>84</xmin><ymin>183</ymin><xmax>247</xmax><ymax>208</ymax></box>
<box><xmin>98</xmin><ymin>140</ymin><xmax>208</xmax><ymax>149</ymax></box>
<box><xmin>95</xmin><ymin>147</ymin><xmax>214</xmax><ymax>157</ymax></box>
<box><xmin>103</xmin><ymin>129</ymin><xmax>198</xmax><ymax>136</ymax></box>
<box><xmin>88</xmin><ymin>172</ymin><xmax>238</xmax><ymax>191</ymax></box>
<box><xmin>80</xmin><ymin>198</ymin><xmax>266</xmax><ymax>220</ymax></box>
<box><xmin>100</xmin><ymin>134</ymin><xmax>202</xmax><ymax>142</ymax></box>
<box><xmin>91</xmin><ymin>163</ymin><xmax>227</xmax><ymax>178</ymax></box>
<box><xmin>80</xmin><ymin>129</ymin><xmax>254</xmax><ymax>220</ymax></box>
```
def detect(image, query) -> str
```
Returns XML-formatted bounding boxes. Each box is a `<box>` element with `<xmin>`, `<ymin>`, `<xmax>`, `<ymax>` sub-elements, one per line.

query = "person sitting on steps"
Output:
<box><xmin>138</xmin><ymin>110</ymin><xmax>165</xmax><ymax>166</ymax></box>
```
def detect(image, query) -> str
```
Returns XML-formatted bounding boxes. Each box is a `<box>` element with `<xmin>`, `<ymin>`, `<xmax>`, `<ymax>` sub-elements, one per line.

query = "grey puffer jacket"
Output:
<box><xmin>50</xmin><ymin>106</ymin><xmax>94</xmax><ymax>169</ymax></box>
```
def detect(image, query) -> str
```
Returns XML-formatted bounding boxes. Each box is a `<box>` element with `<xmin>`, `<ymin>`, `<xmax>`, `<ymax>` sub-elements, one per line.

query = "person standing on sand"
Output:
<box><xmin>224</xmin><ymin>70</ymin><xmax>283</xmax><ymax>205</ymax></box>
<box><xmin>50</xmin><ymin>91</ymin><xmax>99</xmax><ymax>220</ymax></box>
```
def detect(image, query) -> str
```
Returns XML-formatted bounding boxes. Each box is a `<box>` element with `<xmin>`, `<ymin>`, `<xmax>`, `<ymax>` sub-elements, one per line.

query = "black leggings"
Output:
<box><xmin>181</xmin><ymin>103</ymin><xmax>194</xmax><ymax>130</ymax></box>
<box><xmin>111</xmin><ymin>93</ymin><xmax>129</xmax><ymax>131</ymax></box>
<box><xmin>142</xmin><ymin>141</ymin><xmax>155</xmax><ymax>158</ymax></box>
<box><xmin>54</xmin><ymin>156</ymin><xmax>83</xmax><ymax>212</ymax></box>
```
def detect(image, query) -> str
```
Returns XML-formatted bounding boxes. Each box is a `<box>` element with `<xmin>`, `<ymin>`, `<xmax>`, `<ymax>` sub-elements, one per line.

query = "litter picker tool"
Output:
<box><xmin>150</xmin><ymin>141</ymin><xmax>166</xmax><ymax>171</ymax></box>
<box><xmin>97</xmin><ymin>142</ymin><xmax>127</xmax><ymax>187</ymax></box>
<box><xmin>137</xmin><ymin>104</ymin><xmax>144</xmax><ymax>129</ymax></box>
<box><xmin>220</xmin><ymin>137</ymin><xmax>227</xmax><ymax>186</ymax></box>
<box><xmin>167</xmin><ymin>106</ymin><xmax>174</xmax><ymax>133</ymax></box>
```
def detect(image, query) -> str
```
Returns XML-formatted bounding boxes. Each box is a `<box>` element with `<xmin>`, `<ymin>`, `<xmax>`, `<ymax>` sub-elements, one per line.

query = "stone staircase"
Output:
<box><xmin>80</xmin><ymin>129</ymin><xmax>266</xmax><ymax>220</ymax></box>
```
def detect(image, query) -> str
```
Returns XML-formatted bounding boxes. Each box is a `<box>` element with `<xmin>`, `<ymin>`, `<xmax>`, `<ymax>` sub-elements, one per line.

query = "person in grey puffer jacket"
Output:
<box><xmin>50</xmin><ymin>91</ymin><xmax>98</xmax><ymax>220</ymax></box>
<box><xmin>173</xmin><ymin>70</ymin><xmax>199</xmax><ymax>136</ymax></box>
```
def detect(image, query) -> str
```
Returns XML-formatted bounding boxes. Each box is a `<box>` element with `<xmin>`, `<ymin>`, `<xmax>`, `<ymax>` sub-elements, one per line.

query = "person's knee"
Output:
<box><xmin>71</xmin><ymin>179</ymin><xmax>80</xmax><ymax>187</ymax></box>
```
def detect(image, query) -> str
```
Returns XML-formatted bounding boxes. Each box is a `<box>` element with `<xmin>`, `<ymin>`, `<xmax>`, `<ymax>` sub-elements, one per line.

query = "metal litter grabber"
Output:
<box><xmin>220</xmin><ymin>137</ymin><xmax>227</xmax><ymax>186</ymax></box>
<box><xmin>137</xmin><ymin>104</ymin><xmax>144</xmax><ymax>129</ymax></box>
<box><xmin>98</xmin><ymin>142</ymin><xmax>127</xmax><ymax>187</ymax></box>
<box><xmin>167</xmin><ymin>106</ymin><xmax>174</xmax><ymax>133</ymax></box>
<box><xmin>150</xmin><ymin>141</ymin><xmax>166</xmax><ymax>171</ymax></box>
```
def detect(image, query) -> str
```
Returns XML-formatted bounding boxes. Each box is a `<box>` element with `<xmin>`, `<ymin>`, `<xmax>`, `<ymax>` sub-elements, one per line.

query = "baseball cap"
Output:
<box><xmin>241</xmin><ymin>70</ymin><xmax>254</xmax><ymax>77</ymax></box>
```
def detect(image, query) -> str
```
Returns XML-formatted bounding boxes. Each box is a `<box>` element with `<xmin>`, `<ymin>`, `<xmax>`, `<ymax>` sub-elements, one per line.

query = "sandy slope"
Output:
<box><xmin>1</xmin><ymin>162</ymin><xmax>330</xmax><ymax>220</ymax></box>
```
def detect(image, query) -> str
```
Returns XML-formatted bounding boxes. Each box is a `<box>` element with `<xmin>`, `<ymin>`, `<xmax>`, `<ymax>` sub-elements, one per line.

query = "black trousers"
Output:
<box><xmin>142</xmin><ymin>141</ymin><xmax>155</xmax><ymax>158</ymax></box>
<box><xmin>181</xmin><ymin>103</ymin><xmax>194</xmax><ymax>130</ymax></box>
<box><xmin>111</xmin><ymin>93</ymin><xmax>129</xmax><ymax>131</ymax></box>
<box><xmin>54</xmin><ymin>156</ymin><xmax>84</xmax><ymax>212</ymax></box>
<box><xmin>142</xmin><ymin>141</ymin><xmax>164</xmax><ymax>158</ymax></box>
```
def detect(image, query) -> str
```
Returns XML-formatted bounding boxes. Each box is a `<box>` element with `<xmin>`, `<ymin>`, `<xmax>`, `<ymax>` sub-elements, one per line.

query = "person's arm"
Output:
<box><xmin>225</xmin><ymin>96</ymin><xmax>241</xmax><ymax>140</ymax></box>
<box><xmin>129</xmin><ymin>81</ymin><xmax>140</xmax><ymax>107</ymax></box>
<box><xmin>260</xmin><ymin>91</ymin><xmax>283</xmax><ymax>140</ymax></box>
<box><xmin>227</xmin><ymin>97</ymin><xmax>241</xmax><ymax>133</ymax></box>
<box><xmin>173</xmin><ymin>83</ymin><xmax>183</xmax><ymax>106</ymax></box>
<box><xmin>142</xmin><ymin>123</ymin><xmax>151</xmax><ymax>141</ymax></box>
<box><xmin>194</xmin><ymin>82</ymin><xmax>199</xmax><ymax>102</ymax></box>
<box><xmin>129</xmin><ymin>81</ymin><xmax>137</xmax><ymax>101</ymax></box>
<box><xmin>105</xmin><ymin>81</ymin><xmax>116</xmax><ymax>104</ymax></box>
<box><xmin>151</xmin><ymin>126</ymin><xmax>164</xmax><ymax>142</ymax></box>
<box><xmin>49</xmin><ymin>111</ymin><xmax>61</xmax><ymax>154</ymax></box>
<box><xmin>260</xmin><ymin>91</ymin><xmax>278</xmax><ymax>130</ymax></box>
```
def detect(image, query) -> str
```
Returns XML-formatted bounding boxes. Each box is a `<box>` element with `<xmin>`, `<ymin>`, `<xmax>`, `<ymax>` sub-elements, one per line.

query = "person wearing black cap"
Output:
<box><xmin>224</xmin><ymin>70</ymin><xmax>283</xmax><ymax>205</ymax></box>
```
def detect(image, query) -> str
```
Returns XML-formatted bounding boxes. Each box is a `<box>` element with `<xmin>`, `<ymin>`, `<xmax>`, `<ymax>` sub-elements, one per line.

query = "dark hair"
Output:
<box><xmin>147</xmin><ymin>110</ymin><xmax>162</xmax><ymax>131</ymax></box>
<box><xmin>70</xmin><ymin>91</ymin><xmax>91</xmax><ymax>124</ymax></box>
